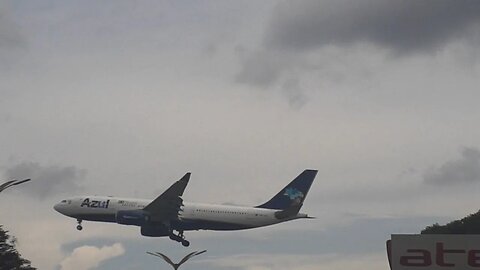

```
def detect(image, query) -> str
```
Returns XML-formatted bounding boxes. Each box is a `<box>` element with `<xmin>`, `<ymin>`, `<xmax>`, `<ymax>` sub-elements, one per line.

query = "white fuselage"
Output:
<box><xmin>54</xmin><ymin>196</ymin><xmax>306</xmax><ymax>230</ymax></box>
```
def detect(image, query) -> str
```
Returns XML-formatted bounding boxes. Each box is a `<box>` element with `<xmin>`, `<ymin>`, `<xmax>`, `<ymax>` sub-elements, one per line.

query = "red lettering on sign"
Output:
<box><xmin>436</xmin><ymin>242</ymin><xmax>465</xmax><ymax>267</ymax></box>
<box><xmin>400</xmin><ymin>249</ymin><xmax>431</xmax><ymax>266</ymax></box>
<box><xmin>469</xmin><ymin>250</ymin><xmax>480</xmax><ymax>267</ymax></box>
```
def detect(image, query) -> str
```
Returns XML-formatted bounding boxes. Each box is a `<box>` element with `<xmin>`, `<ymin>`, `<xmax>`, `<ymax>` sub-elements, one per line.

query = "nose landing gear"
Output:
<box><xmin>76</xmin><ymin>219</ymin><xmax>83</xmax><ymax>231</ymax></box>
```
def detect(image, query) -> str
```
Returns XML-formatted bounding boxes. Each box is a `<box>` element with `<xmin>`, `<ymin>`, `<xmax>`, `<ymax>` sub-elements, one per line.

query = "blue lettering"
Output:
<box><xmin>80</xmin><ymin>198</ymin><xmax>110</xmax><ymax>208</ymax></box>
<box><xmin>81</xmin><ymin>198</ymin><xmax>90</xmax><ymax>207</ymax></box>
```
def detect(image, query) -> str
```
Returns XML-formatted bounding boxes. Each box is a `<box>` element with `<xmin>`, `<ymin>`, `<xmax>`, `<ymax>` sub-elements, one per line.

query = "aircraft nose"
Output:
<box><xmin>53</xmin><ymin>203</ymin><xmax>62</xmax><ymax>213</ymax></box>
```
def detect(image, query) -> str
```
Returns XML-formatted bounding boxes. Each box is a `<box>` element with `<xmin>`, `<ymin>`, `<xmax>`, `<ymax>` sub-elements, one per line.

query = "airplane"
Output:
<box><xmin>54</xmin><ymin>169</ymin><xmax>317</xmax><ymax>247</ymax></box>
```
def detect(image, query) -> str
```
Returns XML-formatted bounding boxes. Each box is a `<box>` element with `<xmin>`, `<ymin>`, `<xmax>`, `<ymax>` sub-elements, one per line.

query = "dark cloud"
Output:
<box><xmin>4</xmin><ymin>162</ymin><xmax>86</xmax><ymax>199</ymax></box>
<box><xmin>424</xmin><ymin>147</ymin><xmax>480</xmax><ymax>185</ymax></box>
<box><xmin>235</xmin><ymin>0</ymin><xmax>480</xmax><ymax>105</ymax></box>
<box><xmin>265</xmin><ymin>0</ymin><xmax>480</xmax><ymax>54</ymax></box>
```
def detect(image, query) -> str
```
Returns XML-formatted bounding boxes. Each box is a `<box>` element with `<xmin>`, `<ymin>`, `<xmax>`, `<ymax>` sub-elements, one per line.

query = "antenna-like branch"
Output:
<box><xmin>0</xmin><ymin>179</ymin><xmax>31</xmax><ymax>193</ymax></box>
<box><xmin>147</xmin><ymin>250</ymin><xmax>207</xmax><ymax>269</ymax></box>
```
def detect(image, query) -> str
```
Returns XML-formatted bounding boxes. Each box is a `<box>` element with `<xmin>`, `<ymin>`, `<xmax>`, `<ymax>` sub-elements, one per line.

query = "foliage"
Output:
<box><xmin>422</xmin><ymin>210</ymin><xmax>480</xmax><ymax>234</ymax></box>
<box><xmin>0</xmin><ymin>225</ymin><xmax>36</xmax><ymax>270</ymax></box>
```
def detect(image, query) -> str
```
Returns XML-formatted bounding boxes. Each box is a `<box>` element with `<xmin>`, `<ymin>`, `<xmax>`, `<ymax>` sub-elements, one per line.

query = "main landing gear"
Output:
<box><xmin>76</xmin><ymin>219</ymin><xmax>83</xmax><ymax>231</ymax></box>
<box><xmin>169</xmin><ymin>230</ymin><xmax>190</xmax><ymax>247</ymax></box>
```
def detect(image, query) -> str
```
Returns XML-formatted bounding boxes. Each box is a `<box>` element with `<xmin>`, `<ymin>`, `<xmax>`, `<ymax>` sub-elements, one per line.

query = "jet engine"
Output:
<box><xmin>116</xmin><ymin>210</ymin><xmax>150</xmax><ymax>226</ymax></box>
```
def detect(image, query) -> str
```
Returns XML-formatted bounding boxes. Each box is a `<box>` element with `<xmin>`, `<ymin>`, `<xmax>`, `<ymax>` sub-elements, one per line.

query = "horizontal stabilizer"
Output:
<box><xmin>274</xmin><ymin>204</ymin><xmax>303</xmax><ymax>219</ymax></box>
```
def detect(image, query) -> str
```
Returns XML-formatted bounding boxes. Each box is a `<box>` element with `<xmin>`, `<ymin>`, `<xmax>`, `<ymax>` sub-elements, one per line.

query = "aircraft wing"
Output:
<box><xmin>143</xmin><ymin>173</ymin><xmax>190</xmax><ymax>223</ymax></box>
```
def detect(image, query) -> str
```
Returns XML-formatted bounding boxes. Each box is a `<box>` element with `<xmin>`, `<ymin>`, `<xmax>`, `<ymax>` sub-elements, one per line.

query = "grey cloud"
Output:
<box><xmin>424</xmin><ymin>147</ymin><xmax>480</xmax><ymax>185</ymax></box>
<box><xmin>235</xmin><ymin>48</ymin><xmax>309</xmax><ymax>108</ymax></box>
<box><xmin>4</xmin><ymin>162</ymin><xmax>86</xmax><ymax>199</ymax></box>
<box><xmin>235</xmin><ymin>0</ymin><xmax>480</xmax><ymax>105</ymax></box>
<box><xmin>235</xmin><ymin>50</ymin><xmax>286</xmax><ymax>88</ymax></box>
<box><xmin>0</xmin><ymin>4</ymin><xmax>26</xmax><ymax>68</ymax></box>
<box><xmin>0</xmin><ymin>7</ymin><xmax>22</xmax><ymax>48</ymax></box>
<box><xmin>265</xmin><ymin>0</ymin><xmax>480</xmax><ymax>54</ymax></box>
<box><xmin>282</xmin><ymin>78</ymin><xmax>307</xmax><ymax>109</ymax></box>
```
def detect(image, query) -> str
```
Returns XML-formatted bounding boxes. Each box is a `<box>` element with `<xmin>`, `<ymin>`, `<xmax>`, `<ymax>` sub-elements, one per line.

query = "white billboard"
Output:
<box><xmin>388</xmin><ymin>234</ymin><xmax>480</xmax><ymax>270</ymax></box>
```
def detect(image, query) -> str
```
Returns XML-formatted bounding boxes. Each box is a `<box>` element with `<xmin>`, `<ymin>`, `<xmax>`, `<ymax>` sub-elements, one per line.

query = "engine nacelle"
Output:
<box><xmin>141</xmin><ymin>224</ymin><xmax>170</xmax><ymax>237</ymax></box>
<box><xmin>116</xmin><ymin>210</ymin><xmax>150</xmax><ymax>226</ymax></box>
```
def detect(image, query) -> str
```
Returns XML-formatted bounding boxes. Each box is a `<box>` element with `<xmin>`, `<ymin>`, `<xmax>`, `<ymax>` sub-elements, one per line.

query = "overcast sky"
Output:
<box><xmin>1</xmin><ymin>1</ymin><xmax>480</xmax><ymax>269</ymax></box>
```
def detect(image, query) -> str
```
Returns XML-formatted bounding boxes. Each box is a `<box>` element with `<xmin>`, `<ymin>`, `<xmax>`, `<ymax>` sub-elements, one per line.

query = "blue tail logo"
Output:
<box><xmin>284</xmin><ymin>188</ymin><xmax>304</xmax><ymax>200</ymax></box>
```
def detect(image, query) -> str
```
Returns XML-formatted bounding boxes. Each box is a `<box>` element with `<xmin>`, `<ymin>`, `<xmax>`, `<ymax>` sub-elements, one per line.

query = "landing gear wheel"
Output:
<box><xmin>169</xmin><ymin>230</ymin><xmax>190</xmax><ymax>246</ymax></box>
<box><xmin>76</xmin><ymin>219</ymin><xmax>83</xmax><ymax>231</ymax></box>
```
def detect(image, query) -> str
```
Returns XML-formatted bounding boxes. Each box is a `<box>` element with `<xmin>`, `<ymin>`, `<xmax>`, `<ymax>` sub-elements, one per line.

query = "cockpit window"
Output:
<box><xmin>61</xmin><ymin>200</ymin><xmax>67</xmax><ymax>203</ymax></box>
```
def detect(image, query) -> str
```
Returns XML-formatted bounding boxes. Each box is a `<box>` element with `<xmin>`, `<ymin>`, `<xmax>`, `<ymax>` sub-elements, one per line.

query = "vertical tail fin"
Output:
<box><xmin>255</xmin><ymin>169</ymin><xmax>317</xmax><ymax>210</ymax></box>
